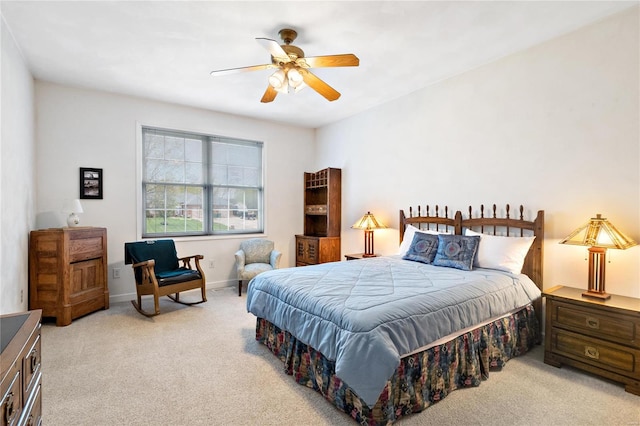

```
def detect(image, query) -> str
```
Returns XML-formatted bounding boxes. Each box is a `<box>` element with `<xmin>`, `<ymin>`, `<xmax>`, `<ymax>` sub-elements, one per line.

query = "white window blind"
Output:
<box><xmin>142</xmin><ymin>127</ymin><xmax>263</xmax><ymax>237</ymax></box>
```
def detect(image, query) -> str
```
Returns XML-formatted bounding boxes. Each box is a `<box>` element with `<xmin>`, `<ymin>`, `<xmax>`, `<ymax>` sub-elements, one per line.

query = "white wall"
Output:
<box><xmin>317</xmin><ymin>7</ymin><xmax>640</xmax><ymax>297</ymax></box>
<box><xmin>35</xmin><ymin>82</ymin><xmax>315</xmax><ymax>302</ymax></box>
<box><xmin>5</xmin><ymin>6</ymin><xmax>639</xmax><ymax>311</ymax></box>
<box><xmin>0</xmin><ymin>16</ymin><xmax>36</xmax><ymax>314</ymax></box>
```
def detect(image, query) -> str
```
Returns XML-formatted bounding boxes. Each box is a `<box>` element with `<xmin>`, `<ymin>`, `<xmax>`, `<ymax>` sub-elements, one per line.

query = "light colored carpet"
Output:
<box><xmin>41</xmin><ymin>287</ymin><xmax>639</xmax><ymax>425</ymax></box>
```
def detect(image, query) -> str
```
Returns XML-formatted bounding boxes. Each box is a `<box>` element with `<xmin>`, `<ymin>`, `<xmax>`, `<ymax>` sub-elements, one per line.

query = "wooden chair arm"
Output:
<box><xmin>132</xmin><ymin>259</ymin><xmax>155</xmax><ymax>269</ymax></box>
<box><xmin>178</xmin><ymin>254</ymin><xmax>204</xmax><ymax>271</ymax></box>
<box><xmin>130</xmin><ymin>259</ymin><xmax>159</xmax><ymax>287</ymax></box>
<box><xmin>178</xmin><ymin>254</ymin><xmax>203</xmax><ymax>262</ymax></box>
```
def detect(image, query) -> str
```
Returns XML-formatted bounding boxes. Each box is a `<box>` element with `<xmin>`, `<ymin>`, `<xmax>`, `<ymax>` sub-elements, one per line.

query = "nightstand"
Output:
<box><xmin>344</xmin><ymin>253</ymin><xmax>378</xmax><ymax>261</ymax></box>
<box><xmin>543</xmin><ymin>285</ymin><xmax>640</xmax><ymax>395</ymax></box>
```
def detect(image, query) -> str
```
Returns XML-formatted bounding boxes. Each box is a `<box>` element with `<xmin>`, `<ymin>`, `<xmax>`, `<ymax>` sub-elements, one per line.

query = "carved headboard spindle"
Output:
<box><xmin>517</xmin><ymin>205</ymin><xmax>523</xmax><ymax>236</ymax></box>
<box><xmin>504</xmin><ymin>204</ymin><xmax>510</xmax><ymax>236</ymax></box>
<box><xmin>442</xmin><ymin>206</ymin><xmax>448</xmax><ymax>232</ymax></box>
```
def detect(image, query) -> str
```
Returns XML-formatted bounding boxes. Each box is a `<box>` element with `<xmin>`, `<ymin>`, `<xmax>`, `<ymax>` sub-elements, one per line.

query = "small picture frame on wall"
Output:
<box><xmin>80</xmin><ymin>167</ymin><xmax>103</xmax><ymax>199</ymax></box>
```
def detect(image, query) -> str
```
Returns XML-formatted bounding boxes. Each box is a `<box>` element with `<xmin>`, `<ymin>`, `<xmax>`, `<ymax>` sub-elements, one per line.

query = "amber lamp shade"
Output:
<box><xmin>560</xmin><ymin>214</ymin><xmax>637</xmax><ymax>300</ymax></box>
<box><xmin>351</xmin><ymin>212</ymin><xmax>387</xmax><ymax>257</ymax></box>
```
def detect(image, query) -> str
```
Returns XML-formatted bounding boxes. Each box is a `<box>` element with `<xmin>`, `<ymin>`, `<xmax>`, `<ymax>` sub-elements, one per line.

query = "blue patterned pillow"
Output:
<box><xmin>433</xmin><ymin>235</ymin><xmax>481</xmax><ymax>271</ymax></box>
<box><xmin>402</xmin><ymin>232</ymin><xmax>439</xmax><ymax>264</ymax></box>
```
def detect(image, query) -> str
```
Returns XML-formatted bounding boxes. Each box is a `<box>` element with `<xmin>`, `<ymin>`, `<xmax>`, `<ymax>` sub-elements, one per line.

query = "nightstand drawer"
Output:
<box><xmin>550</xmin><ymin>328</ymin><xmax>640</xmax><ymax>376</ymax></box>
<box><xmin>552</xmin><ymin>301</ymin><xmax>640</xmax><ymax>347</ymax></box>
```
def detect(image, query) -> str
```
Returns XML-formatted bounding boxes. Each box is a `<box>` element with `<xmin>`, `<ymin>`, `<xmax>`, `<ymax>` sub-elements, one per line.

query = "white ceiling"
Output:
<box><xmin>1</xmin><ymin>1</ymin><xmax>635</xmax><ymax>128</ymax></box>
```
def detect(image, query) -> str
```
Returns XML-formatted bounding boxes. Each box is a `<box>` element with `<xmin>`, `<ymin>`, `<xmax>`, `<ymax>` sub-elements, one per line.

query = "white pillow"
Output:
<box><xmin>464</xmin><ymin>229</ymin><xmax>535</xmax><ymax>274</ymax></box>
<box><xmin>399</xmin><ymin>225</ymin><xmax>449</xmax><ymax>256</ymax></box>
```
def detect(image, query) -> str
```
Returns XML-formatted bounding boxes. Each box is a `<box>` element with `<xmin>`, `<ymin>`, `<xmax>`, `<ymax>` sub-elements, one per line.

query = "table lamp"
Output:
<box><xmin>352</xmin><ymin>212</ymin><xmax>386</xmax><ymax>257</ymax></box>
<box><xmin>560</xmin><ymin>213</ymin><xmax>636</xmax><ymax>299</ymax></box>
<box><xmin>63</xmin><ymin>199</ymin><xmax>84</xmax><ymax>227</ymax></box>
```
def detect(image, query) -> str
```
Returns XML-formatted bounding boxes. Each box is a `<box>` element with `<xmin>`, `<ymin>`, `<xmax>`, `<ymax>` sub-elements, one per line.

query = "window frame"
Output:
<box><xmin>137</xmin><ymin>124</ymin><xmax>265</xmax><ymax>239</ymax></box>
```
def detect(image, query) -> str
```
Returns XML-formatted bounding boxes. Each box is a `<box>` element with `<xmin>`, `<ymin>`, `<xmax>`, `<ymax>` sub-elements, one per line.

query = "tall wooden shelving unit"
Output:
<box><xmin>295</xmin><ymin>168</ymin><xmax>341</xmax><ymax>266</ymax></box>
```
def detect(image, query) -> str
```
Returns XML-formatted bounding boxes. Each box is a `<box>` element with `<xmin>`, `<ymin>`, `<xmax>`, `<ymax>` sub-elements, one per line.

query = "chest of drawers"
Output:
<box><xmin>29</xmin><ymin>227</ymin><xmax>109</xmax><ymax>326</ymax></box>
<box><xmin>543</xmin><ymin>285</ymin><xmax>640</xmax><ymax>395</ymax></box>
<box><xmin>0</xmin><ymin>310</ymin><xmax>42</xmax><ymax>426</ymax></box>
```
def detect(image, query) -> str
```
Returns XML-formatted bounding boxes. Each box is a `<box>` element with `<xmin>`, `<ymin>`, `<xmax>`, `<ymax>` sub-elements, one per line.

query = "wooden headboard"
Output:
<box><xmin>399</xmin><ymin>204</ymin><xmax>544</xmax><ymax>290</ymax></box>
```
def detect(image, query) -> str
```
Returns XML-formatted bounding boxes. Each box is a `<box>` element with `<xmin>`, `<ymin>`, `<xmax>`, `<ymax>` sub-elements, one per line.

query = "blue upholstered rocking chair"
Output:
<box><xmin>124</xmin><ymin>240</ymin><xmax>207</xmax><ymax>317</ymax></box>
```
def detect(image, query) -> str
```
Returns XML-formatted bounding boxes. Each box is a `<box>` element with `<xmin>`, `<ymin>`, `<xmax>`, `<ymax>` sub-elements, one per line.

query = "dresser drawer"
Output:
<box><xmin>20</xmin><ymin>382</ymin><xmax>41</xmax><ymax>426</ymax></box>
<box><xmin>550</xmin><ymin>328</ymin><xmax>640</xmax><ymax>377</ymax></box>
<box><xmin>1</xmin><ymin>370</ymin><xmax>22</xmax><ymax>426</ymax></box>
<box><xmin>304</xmin><ymin>204</ymin><xmax>327</xmax><ymax>215</ymax></box>
<box><xmin>551</xmin><ymin>300</ymin><xmax>640</xmax><ymax>348</ymax></box>
<box><xmin>22</xmin><ymin>333</ymin><xmax>41</xmax><ymax>401</ymax></box>
<box><xmin>68</xmin><ymin>235</ymin><xmax>104</xmax><ymax>263</ymax></box>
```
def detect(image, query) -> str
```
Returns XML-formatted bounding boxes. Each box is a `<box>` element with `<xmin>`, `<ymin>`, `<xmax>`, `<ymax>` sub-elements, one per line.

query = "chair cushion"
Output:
<box><xmin>240</xmin><ymin>239</ymin><xmax>274</xmax><ymax>265</ymax></box>
<box><xmin>241</xmin><ymin>263</ymin><xmax>274</xmax><ymax>280</ymax></box>
<box><xmin>156</xmin><ymin>268</ymin><xmax>202</xmax><ymax>286</ymax></box>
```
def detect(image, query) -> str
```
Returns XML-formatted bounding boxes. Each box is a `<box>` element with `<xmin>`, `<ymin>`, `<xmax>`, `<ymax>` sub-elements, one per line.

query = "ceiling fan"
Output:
<box><xmin>210</xmin><ymin>28</ymin><xmax>359</xmax><ymax>103</ymax></box>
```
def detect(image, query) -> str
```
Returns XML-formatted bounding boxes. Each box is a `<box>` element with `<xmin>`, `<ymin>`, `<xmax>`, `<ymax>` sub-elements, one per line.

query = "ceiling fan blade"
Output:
<box><xmin>210</xmin><ymin>63</ymin><xmax>275</xmax><ymax>77</ymax></box>
<box><xmin>299</xmin><ymin>54</ymin><xmax>360</xmax><ymax>68</ymax></box>
<box><xmin>299</xmin><ymin>69</ymin><xmax>340</xmax><ymax>101</ymax></box>
<box><xmin>256</xmin><ymin>38</ymin><xmax>290</xmax><ymax>62</ymax></box>
<box><xmin>260</xmin><ymin>85</ymin><xmax>278</xmax><ymax>103</ymax></box>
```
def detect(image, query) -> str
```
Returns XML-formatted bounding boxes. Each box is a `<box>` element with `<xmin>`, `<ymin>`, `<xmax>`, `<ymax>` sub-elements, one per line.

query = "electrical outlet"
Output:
<box><xmin>113</xmin><ymin>268</ymin><xmax>121</xmax><ymax>279</ymax></box>
<box><xmin>209</xmin><ymin>260</ymin><xmax>215</xmax><ymax>269</ymax></box>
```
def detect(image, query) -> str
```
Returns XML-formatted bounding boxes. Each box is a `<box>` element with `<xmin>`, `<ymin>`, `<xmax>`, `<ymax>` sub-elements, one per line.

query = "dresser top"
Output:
<box><xmin>0</xmin><ymin>313</ymin><xmax>29</xmax><ymax>353</ymax></box>
<box><xmin>543</xmin><ymin>285</ymin><xmax>640</xmax><ymax>314</ymax></box>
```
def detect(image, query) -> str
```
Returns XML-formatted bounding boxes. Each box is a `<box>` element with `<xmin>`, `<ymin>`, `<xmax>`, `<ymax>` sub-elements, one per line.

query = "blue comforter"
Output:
<box><xmin>246</xmin><ymin>256</ymin><xmax>541</xmax><ymax>407</ymax></box>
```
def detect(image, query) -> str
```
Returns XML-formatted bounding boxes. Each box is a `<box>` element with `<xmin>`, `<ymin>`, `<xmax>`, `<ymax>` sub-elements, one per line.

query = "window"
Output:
<box><xmin>141</xmin><ymin>127</ymin><xmax>263</xmax><ymax>237</ymax></box>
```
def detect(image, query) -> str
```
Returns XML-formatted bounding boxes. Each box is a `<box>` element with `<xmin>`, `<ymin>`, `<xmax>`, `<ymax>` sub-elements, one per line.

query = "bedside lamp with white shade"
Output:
<box><xmin>63</xmin><ymin>199</ymin><xmax>84</xmax><ymax>227</ymax></box>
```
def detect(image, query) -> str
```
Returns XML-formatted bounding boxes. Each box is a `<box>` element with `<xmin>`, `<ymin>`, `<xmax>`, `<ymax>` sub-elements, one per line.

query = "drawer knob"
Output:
<box><xmin>584</xmin><ymin>346</ymin><xmax>600</xmax><ymax>360</ymax></box>
<box><xmin>3</xmin><ymin>391</ymin><xmax>16</xmax><ymax>424</ymax></box>
<box><xmin>586</xmin><ymin>317</ymin><xmax>600</xmax><ymax>329</ymax></box>
<box><xmin>30</xmin><ymin>348</ymin><xmax>39</xmax><ymax>373</ymax></box>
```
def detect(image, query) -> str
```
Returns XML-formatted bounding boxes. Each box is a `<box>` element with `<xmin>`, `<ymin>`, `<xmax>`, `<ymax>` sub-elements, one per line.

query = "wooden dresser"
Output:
<box><xmin>544</xmin><ymin>285</ymin><xmax>640</xmax><ymax>395</ymax></box>
<box><xmin>29</xmin><ymin>227</ymin><xmax>109</xmax><ymax>326</ymax></box>
<box><xmin>0</xmin><ymin>310</ymin><xmax>42</xmax><ymax>426</ymax></box>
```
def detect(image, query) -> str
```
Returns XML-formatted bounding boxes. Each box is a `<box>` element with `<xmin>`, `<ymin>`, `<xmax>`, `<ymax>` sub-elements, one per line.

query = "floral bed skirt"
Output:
<box><xmin>255</xmin><ymin>304</ymin><xmax>540</xmax><ymax>425</ymax></box>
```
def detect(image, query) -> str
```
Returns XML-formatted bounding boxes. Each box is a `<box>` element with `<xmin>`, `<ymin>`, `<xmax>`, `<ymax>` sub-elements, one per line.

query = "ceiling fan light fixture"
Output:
<box><xmin>287</xmin><ymin>68</ymin><xmax>304</xmax><ymax>88</ymax></box>
<box><xmin>268</xmin><ymin>69</ymin><xmax>286</xmax><ymax>89</ymax></box>
<box><xmin>210</xmin><ymin>28</ymin><xmax>359</xmax><ymax>103</ymax></box>
<box><xmin>274</xmin><ymin>84</ymin><xmax>289</xmax><ymax>94</ymax></box>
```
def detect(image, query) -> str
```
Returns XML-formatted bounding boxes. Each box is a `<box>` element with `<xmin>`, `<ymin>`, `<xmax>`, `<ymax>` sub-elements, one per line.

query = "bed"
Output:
<box><xmin>246</xmin><ymin>204</ymin><xmax>544</xmax><ymax>424</ymax></box>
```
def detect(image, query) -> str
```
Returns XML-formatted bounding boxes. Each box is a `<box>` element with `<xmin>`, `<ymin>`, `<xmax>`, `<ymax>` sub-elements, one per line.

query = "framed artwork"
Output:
<box><xmin>80</xmin><ymin>167</ymin><xmax>103</xmax><ymax>199</ymax></box>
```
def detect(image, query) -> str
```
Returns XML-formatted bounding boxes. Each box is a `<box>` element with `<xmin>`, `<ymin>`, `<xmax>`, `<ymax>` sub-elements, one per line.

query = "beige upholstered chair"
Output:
<box><xmin>235</xmin><ymin>238</ymin><xmax>281</xmax><ymax>296</ymax></box>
